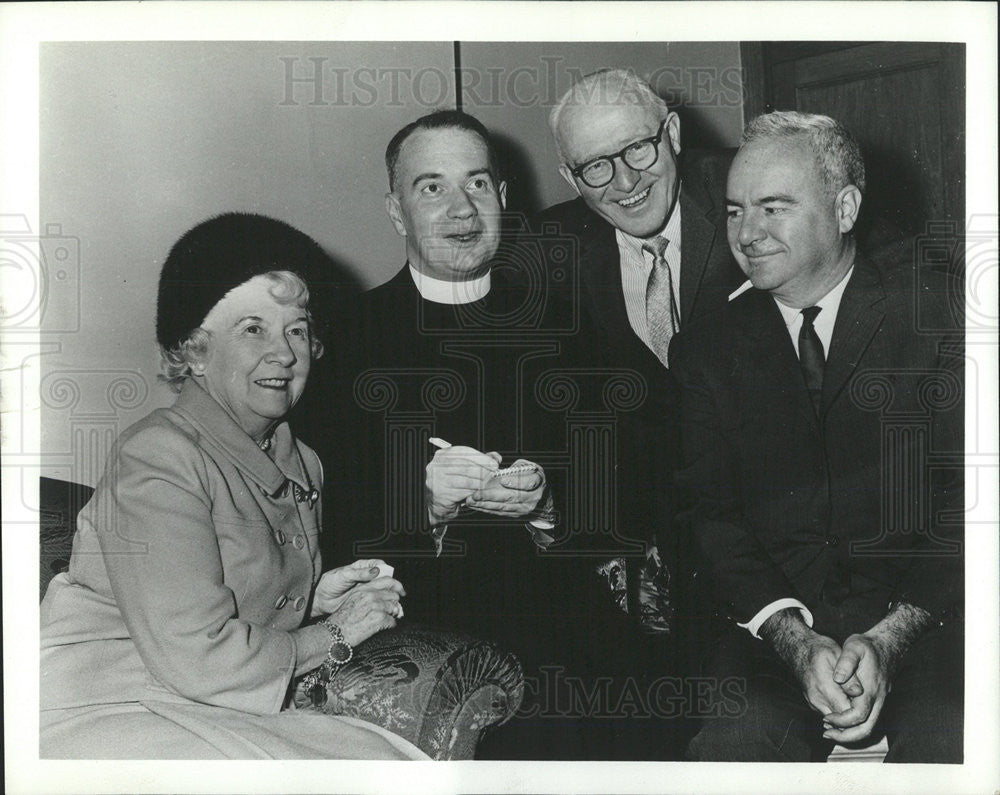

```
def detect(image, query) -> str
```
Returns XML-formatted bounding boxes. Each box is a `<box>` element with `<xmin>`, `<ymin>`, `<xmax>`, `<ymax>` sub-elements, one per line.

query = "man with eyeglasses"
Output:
<box><xmin>532</xmin><ymin>69</ymin><xmax>744</xmax><ymax>695</ymax></box>
<box><xmin>303</xmin><ymin>108</ymin><xmax>675</xmax><ymax>760</ymax></box>
<box><xmin>541</xmin><ymin>68</ymin><xmax>742</xmax><ymax>370</ymax></box>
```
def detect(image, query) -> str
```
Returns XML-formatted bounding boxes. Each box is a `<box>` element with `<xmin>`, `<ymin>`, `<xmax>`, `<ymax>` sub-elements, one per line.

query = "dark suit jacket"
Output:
<box><xmin>300</xmin><ymin>264</ymin><xmax>637</xmax><ymax>663</ymax></box>
<box><xmin>530</xmin><ymin>150</ymin><xmax>745</xmax><ymax>590</ymax></box>
<box><xmin>532</xmin><ymin>149</ymin><xmax>743</xmax><ymax>379</ymax></box>
<box><xmin>310</xmin><ymin>264</ymin><xmax>539</xmax><ymax>556</ymax></box>
<box><xmin>671</xmin><ymin>241</ymin><xmax>964</xmax><ymax>640</ymax></box>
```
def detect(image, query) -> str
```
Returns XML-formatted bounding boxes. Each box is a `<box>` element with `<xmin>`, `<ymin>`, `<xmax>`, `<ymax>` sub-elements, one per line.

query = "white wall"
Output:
<box><xmin>39</xmin><ymin>41</ymin><xmax>744</xmax><ymax>485</ymax></box>
<box><xmin>40</xmin><ymin>41</ymin><xmax>456</xmax><ymax>484</ymax></box>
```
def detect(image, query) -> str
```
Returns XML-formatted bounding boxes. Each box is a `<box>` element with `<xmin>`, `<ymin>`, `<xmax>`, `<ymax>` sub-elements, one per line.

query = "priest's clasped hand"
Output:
<box><xmin>425</xmin><ymin>443</ymin><xmax>547</xmax><ymax>525</ymax></box>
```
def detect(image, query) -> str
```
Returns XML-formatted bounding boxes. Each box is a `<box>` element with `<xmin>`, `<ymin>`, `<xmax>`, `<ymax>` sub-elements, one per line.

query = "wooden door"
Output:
<box><xmin>740</xmin><ymin>42</ymin><xmax>965</xmax><ymax>244</ymax></box>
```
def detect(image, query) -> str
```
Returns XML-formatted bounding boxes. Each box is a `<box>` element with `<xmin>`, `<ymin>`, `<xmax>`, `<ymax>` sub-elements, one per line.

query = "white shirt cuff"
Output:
<box><xmin>427</xmin><ymin>505</ymin><xmax>448</xmax><ymax>557</ymax></box>
<box><xmin>430</xmin><ymin>524</ymin><xmax>448</xmax><ymax>557</ymax></box>
<box><xmin>528</xmin><ymin>489</ymin><xmax>556</xmax><ymax>529</ymax></box>
<box><xmin>738</xmin><ymin>598</ymin><xmax>813</xmax><ymax>639</ymax></box>
<box><xmin>430</xmin><ymin>488</ymin><xmax>557</xmax><ymax>556</ymax></box>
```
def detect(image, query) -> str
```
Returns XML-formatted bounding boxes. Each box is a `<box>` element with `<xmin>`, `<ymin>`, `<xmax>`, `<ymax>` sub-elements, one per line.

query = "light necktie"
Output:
<box><xmin>642</xmin><ymin>235</ymin><xmax>680</xmax><ymax>367</ymax></box>
<box><xmin>798</xmin><ymin>306</ymin><xmax>824</xmax><ymax>414</ymax></box>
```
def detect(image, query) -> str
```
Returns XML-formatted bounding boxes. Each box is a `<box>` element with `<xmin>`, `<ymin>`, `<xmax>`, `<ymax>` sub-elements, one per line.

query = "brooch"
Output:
<box><xmin>293</xmin><ymin>483</ymin><xmax>319</xmax><ymax>508</ymax></box>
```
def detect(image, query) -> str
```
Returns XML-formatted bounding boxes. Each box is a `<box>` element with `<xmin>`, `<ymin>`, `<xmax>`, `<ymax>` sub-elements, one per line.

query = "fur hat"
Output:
<box><xmin>156</xmin><ymin>213</ymin><xmax>332</xmax><ymax>351</ymax></box>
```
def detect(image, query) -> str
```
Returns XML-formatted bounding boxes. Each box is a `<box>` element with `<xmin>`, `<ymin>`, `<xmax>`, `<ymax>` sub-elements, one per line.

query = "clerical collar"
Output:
<box><xmin>408</xmin><ymin>264</ymin><xmax>491</xmax><ymax>305</ymax></box>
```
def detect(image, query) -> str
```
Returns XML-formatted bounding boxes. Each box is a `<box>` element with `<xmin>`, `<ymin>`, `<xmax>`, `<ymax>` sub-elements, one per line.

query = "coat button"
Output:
<box><xmin>293</xmin><ymin>596</ymin><xmax>306</xmax><ymax>611</ymax></box>
<box><xmin>273</xmin><ymin>594</ymin><xmax>288</xmax><ymax>609</ymax></box>
<box><xmin>292</xmin><ymin>534</ymin><xmax>306</xmax><ymax>550</ymax></box>
<box><xmin>275</xmin><ymin>530</ymin><xmax>286</xmax><ymax>545</ymax></box>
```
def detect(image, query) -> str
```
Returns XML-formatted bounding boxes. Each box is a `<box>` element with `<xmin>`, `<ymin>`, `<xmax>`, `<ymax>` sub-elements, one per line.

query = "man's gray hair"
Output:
<box><xmin>742</xmin><ymin>110</ymin><xmax>866</xmax><ymax>195</ymax></box>
<box><xmin>549</xmin><ymin>68</ymin><xmax>670</xmax><ymax>163</ymax></box>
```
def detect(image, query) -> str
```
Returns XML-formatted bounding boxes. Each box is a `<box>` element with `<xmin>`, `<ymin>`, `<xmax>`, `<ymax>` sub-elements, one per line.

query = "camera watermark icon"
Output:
<box><xmin>1</xmin><ymin>214</ymin><xmax>81</xmax><ymax>333</ymax></box>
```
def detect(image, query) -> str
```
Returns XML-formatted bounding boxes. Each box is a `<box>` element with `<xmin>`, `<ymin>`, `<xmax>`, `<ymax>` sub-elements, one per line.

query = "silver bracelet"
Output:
<box><xmin>318</xmin><ymin>617</ymin><xmax>353</xmax><ymax>666</ymax></box>
<box><xmin>301</xmin><ymin>618</ymin><xmax>353</xmax><ymax>707</ymax></box>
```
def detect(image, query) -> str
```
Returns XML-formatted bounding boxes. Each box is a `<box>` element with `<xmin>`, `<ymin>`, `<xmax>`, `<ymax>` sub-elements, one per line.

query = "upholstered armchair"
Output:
<box><xmin>39</xmin><ymin>477</ymin><xmax>524</xmax><ymax>760</ymax></box>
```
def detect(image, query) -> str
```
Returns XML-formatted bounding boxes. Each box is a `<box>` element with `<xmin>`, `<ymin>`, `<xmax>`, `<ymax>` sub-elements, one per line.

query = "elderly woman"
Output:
<box><xmin>40</xmin><ymin>213</ymin><xmax>425</xmax><ymax>759</ymax></box>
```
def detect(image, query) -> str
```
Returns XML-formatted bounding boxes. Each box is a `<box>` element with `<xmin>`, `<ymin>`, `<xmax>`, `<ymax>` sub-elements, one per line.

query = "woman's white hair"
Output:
<box><xmin>159</xmin><ymin>270</ymin><xmax>323</xmax><ymax>392</ymax></box>
<box><xmin>549</xmin><ymin>68</ymin><xmax>669</xmax><ymax>163</ymax></box>
<box><xmin>742</xmin><ymin>110</ymin><xmax>866</xmax><ymax>195</ymax></box>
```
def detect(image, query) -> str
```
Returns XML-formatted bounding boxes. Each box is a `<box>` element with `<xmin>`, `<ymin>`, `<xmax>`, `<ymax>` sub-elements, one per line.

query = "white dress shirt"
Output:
<box><xmin>738</xmin><ymin>265</ymin><xmax>855</xmax><ymax>638</ymax></box>
<box><xmin>615</xmin><ymin>201</ymin><xmax>683</xmax><ymax>355</ymax></box>
<box><xmin>772</xmin><ymin>265</ymin><xmax>854</xmax><ymax>358</ymax></box>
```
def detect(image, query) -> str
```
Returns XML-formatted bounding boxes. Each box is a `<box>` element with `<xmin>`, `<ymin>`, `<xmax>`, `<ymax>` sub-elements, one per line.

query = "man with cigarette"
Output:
<box><xmin>535</xmin><ymin>69</ymin><xmax>745</xmax><ymax>646</ymax></box>
<box><xmin>304</xmin><ymin>109</ymin><xmax>660</xmax><ymax>759</ymax></box>
<box><xmin>541</xmin><ymin>68</ymin><xmax>742</xmax><ymax>365</ymax></box>
<box><xmin>672</xmin><ymin>111</ymin><xmax>963</xmax><ymax>762</ymax></box>
<box><xmin>520</xmin><ymin>70</ymin><xmax>748</xmax><ymax>737</ymax></box>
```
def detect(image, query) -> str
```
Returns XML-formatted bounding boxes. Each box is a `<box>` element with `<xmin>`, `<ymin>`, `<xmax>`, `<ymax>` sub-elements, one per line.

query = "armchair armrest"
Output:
<box><xmin>39</xmin><ymin>479</ymin><xmax>523</xmax><ymax>760</ymax></box>
<box><xmin>293</xmin><ymin>624</ymin><xmax>524</xmax><ymax>760</ymax></box>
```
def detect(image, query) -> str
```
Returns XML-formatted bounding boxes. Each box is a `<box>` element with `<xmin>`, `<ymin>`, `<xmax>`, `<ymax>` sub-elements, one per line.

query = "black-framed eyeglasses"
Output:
<box><xmin>568</xmin><ymin>120</ymin><xmax>667</xmax><ymax>189</ymax></box>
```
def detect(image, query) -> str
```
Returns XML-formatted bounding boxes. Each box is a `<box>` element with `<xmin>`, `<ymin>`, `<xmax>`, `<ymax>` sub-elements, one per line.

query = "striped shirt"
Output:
<box><xmin>614</xmin><ymin>201</ymin><xmax>683</xmax><ymax>356</ymax></box>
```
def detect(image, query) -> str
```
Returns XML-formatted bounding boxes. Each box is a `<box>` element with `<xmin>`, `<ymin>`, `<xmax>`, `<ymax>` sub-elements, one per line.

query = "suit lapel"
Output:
<box><xmin>678</xmin><ymin>188</ymin><xmax>715</xmax><ymax>325</ymax></box>
<box><xmin>821</xmin><ymin>257</ymin><xmax>885</xmax><ymax>416</ymax></box>
<box><xmin>677</xmin><ymin>156</ymin><xmax>725</xmax><ymax>325</ymax></box>
<box><xmin>577</xmin><ymin>220</ymin><xmax>666</xmax><ymax>373</ymax></box>
<box><xmin>578</xmin><ymin>218</ymin><xmax>629</xmax><ymax>331</ymax></box>
<box><xmin>739</xmin><ymin>292</ymin><xmax>819</xmax><ymax>433</ymax></box>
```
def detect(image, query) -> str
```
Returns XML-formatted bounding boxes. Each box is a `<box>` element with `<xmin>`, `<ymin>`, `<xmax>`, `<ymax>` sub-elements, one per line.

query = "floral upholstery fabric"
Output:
<box><xmin>595</xmin><ymin>545</ymin><xmax>672</xmax><ymax>634</ymax></box>
<box><xmin>293</xmin><ymin>625</ymin><xmax>524</xmax><ymax>760</ymax></box>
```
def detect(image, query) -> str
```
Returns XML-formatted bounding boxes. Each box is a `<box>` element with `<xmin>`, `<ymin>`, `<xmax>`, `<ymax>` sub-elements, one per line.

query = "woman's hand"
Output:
<box><xmin>327</xmin><ymin>580</ymin><xmax>406</xmax><ymax>647</ymax></box>
<box><xmin>311</xmin><ymin>559</ymin><xmax>401</xmax><ymax>617</ymax></box>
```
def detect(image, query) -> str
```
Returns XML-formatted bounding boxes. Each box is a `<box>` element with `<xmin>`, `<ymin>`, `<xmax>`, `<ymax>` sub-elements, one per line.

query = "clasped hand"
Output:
<box><xmin>789</xmin><ymin>628</ymin><xmax>893</xmax><ymax>744</ymax></box>
<box><xmin>311</xmin><ymin>559</ymin><xmax>405</xmax><ymax>647</ymax></box>
<box><xmin>821</xmin><ymin>631</ymin><xmax>894</xmax><ymax>743</ymax></box>
<box><xmin>425</xmin><ymin>445</ymin><xmax>546</xmax><ymax>525</ymax></box>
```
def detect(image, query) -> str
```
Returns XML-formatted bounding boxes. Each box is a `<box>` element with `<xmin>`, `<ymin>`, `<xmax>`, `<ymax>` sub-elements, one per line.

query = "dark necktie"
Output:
<box><xmin>798</xmin><ymin>306</ymin><xmax>824</xmax><ymax>413</ymax></box>
<box><xmin>641</xmin><ymin>236</ymin><xmax>680</xmax><ymax>367</ymax></box>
